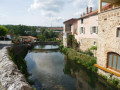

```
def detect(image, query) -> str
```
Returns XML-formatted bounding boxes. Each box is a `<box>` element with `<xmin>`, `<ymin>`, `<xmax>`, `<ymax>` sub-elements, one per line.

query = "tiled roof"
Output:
<box><xmin>63</xmin><ymin>4</ymin><xmax>113</xmax><ymax>23</ymax></box>
<box><xmin>28</xmin><ymin>36</ymin><xmax>37</xmax><ymax>39</ymax></box>
<box><xmin>79</xmin><ymin>3</ymin><xmax>112</xmax><ymax>19</ymax></box>
<box><xmin>63</xmin><ymin>18</ymin><xmax>78</xmax><ymax>24</ymax></box>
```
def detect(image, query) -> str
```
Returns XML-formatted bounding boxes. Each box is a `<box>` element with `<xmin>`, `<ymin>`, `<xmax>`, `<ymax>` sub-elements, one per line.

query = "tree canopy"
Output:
<box><xmin>0</xmin><ymin>26</ymin><xmax>8</xmax><ymax>36</ymax></box>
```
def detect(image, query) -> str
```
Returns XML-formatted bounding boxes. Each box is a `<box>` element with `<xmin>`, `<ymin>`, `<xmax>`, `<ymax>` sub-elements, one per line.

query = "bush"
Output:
<box><xmin>60</xmin><ymin>47</ymin><xmax>97</xmax><ymax>72</ymax></box>
<box><xmin>90</xmin><ymin>46</ymin><xmax>97</xmax><ymax>50</ymax></box>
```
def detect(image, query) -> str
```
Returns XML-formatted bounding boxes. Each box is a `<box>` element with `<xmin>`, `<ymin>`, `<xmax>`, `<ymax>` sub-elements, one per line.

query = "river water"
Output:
<box><xmin>25</xmin><ymin>45</ymin><xmax>117</xmax><ymax>90</ymax></box>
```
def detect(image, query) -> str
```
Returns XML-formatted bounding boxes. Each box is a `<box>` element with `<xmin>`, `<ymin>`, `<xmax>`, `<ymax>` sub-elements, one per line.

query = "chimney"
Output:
<box><xmin>86</xmin><ymin>7</ymin><xmax>88</xmax><ymax>14</ymax></box>
<box><xmin>90</xmin><ymin>7</ymin><xmax>92</xmax><ymax>13</ymax></box>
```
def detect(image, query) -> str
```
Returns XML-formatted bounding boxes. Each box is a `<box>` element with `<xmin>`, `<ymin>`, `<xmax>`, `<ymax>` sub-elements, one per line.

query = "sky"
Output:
<box><xmin>0</xmin><ymin>0</ymin><xmax>99</xmax><ymax>27</ymax></box>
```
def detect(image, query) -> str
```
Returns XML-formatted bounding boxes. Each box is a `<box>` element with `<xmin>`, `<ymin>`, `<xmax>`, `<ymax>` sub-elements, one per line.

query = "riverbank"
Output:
<box><xmin>0</xmin><ymin>47</ymin><xmax>33</xmax><ymax>90</ymax></box>
<box><xmin>59</xmin><ymin>45</ymin><xmax>97</xmax><ymax>72</ymax></box>
<box><xmin>60</xmin><ymin>45</ymin><xmax>120</xmax><ymax>88</ymax></box>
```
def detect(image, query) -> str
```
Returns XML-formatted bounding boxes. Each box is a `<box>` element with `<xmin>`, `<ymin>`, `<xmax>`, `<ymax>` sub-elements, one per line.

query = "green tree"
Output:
<box><xmin>67</xmin><ymin>35</ymin><xmax>74</xmax><ymax>47</ymax></box>
<box><xmin>37</xmin><ymin>35</ymin><xmax>46</xmax><ymax>41</ymax></box>
<box><xmin>0</xmin><ymin>26</ymin><xmax>8</xmax><ymax>36</ymax></box>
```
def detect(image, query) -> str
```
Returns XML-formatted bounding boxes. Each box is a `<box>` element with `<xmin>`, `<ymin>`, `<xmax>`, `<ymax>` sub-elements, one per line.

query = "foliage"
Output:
<box><xmin>79</xmin><ymin>50</ymin><xmax>93</xmax><ymax>56</ymax></box>
<box><xmin>90</xmin><ymin>46</ymin><xmax>97</xmax><ymax>50</ymax></box>
<box><xmin>8</xmin><ymin>46</ymin><xmax>33</xmax><ymax>85</ymax></box>
<box><xmin>60</xmin><ymin>46</ymin><xmax>97</xmax><ymax>72</ymax></box>
<box><xmin>67</xmin><ymin>34</ymin><xmax>79</xmax><ymax>49</ymax></box>
<box><xmin>0</xmin><ymin>26</ymin><xmax>8</xmax><ymax>36</ymax></box>
<box><xmin>37</xmin><ymin>28</ymin><xmax>59</xmax><ymax>41</ymax></box>
<box><xmin>3</xmin><ymin>25</ymin><xmax>37</xmax><ymax>36</ymax></box>
<box><xmin>67</xmin><ymin>35</ymin><xmax>74</xmax><ymax>47</ymax></box>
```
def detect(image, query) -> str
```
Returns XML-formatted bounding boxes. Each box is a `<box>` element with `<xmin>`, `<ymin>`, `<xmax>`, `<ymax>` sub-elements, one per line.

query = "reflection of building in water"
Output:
<box><xmin>63</xmin><ymin>57</ymin><xmax>116</xmax><ymax>90</ymax></box>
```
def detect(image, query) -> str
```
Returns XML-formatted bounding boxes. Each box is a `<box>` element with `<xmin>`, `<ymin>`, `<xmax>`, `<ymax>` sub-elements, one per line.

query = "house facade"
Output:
<box><xmin>63</xmin><ymin>18</ymin><xmax>78</xmax><ymax>47</ymax></box>
<box><xmin>75</xmin><ymin>9</ymin><xmax>98</xmax><ymax>52</ymax></box>
<box><xmin>21</xmin><ymin>36</ymin><xmax>37</xmax><ymax>43</ymax></box>
<box><xmin>63</xmin><ymin>4</ymin><xmax>112</xmax><ymax>53</ymax></box>
<box><xmin>95</xmin><ymin>0</ymin><xmax>120</xmax><ymax>77</ymax></box>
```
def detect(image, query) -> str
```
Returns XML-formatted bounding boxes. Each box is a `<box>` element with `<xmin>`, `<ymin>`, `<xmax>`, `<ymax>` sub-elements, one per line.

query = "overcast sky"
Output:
<box><xmin>0</xmin><ymin>0</ymin><xmax>99</xmax><ymax>26</ymax></box>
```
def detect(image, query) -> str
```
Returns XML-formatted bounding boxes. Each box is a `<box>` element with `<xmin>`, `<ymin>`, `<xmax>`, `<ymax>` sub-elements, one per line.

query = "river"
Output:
<box><xmin>25</xmin><ymin>45</ymin><xmax>117</xmax><ymax>90</ymax></box>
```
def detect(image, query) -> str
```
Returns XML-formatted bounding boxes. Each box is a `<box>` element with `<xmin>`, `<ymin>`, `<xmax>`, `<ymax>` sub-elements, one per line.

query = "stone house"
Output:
<box><xmin>21</xmin><ymin>36</ymin><xmax>37</xmax><ymax>43</ymax></box>
<box><xmin>63</xmin><ymin>18</ymin><xmax>78</xmax><ymax>47</ymax></box>
<box><xmin>75</xmin><ymin>7</ymin><xmax>98</xmax><ymax>52</ymax></box>
<box><xmin>63</xmin><ymin>4</ymin><xmax>112</xmax><ymax>54</ymax></box>
<box><xmin>95</xmin><ymin>0</ymin><xmax>120</xmax><ymax>78</ymax></box>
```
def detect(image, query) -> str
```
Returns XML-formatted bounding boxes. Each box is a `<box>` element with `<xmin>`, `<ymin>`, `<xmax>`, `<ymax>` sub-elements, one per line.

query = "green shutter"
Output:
<box><xmin>80</xmin><ymin>28</ymin><xmax>81</xmax><ymax>34</ymax></box>
<box><xmin>96</xmin><ymin>26</ymin><xmax>98</xmax><ymax>34</ymax></box>
<box><xmin>90</xmin><ymin>27</ymin><xmax>93</xmax><ymax>34</ymax></box>
<box><xmin>84</xmin><ymin>27</ymin><xmax>85</xmax><ymax>34</ymax></box>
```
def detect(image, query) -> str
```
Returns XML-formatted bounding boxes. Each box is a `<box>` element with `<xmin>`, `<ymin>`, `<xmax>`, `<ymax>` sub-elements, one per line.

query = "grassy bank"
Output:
<box><xmin>59</xmin><ymin>45</ymin><xmax>97</xmax><ymax>72</ymax></box>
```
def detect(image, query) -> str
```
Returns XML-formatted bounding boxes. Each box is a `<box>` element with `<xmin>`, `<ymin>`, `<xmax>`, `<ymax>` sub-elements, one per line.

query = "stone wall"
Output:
<box><xmin>97</xmin><ymin>7</ymin><xmax>120</xmax><ymax>76</ymax></box>
<box><xmin>79</xmin><ymin>38</ymin><xmax>97</xmax><ymax>57</ymax></box>
<box><xmin>0</xmin><ymin>47</ymin><xmax>33</xmax><ymax>90</ymax></box>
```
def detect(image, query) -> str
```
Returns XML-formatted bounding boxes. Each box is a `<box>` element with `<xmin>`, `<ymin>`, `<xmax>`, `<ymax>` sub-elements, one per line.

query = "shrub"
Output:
<box><xmin>90</xmin><ymin>46</ymin><xmax>97</xmax><ymax>50</ymax></box>
<box><xmin>60</xmin><ymin>47</ymin><xmax>97</xmax><ymax>72</ymax></box>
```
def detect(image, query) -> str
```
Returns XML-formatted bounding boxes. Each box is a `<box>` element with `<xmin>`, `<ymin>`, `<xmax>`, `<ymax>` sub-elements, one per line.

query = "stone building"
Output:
<box><xmin>63</xmin><ymin>18</ymin><xmax>78</xmax><ymax>47</ymax></box>
<box><xmin>95</xmin><ymin>0</ymin><xmax>120</xmax><ymax>78</ymax></box>
<box><xmin>63</xmin><ymin>4</ymin><xmax>112</xmax><ymax>55</ymax></box>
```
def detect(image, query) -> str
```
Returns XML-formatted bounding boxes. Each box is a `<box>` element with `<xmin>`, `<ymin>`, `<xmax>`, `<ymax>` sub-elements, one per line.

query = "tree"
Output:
<box><xmin>0</xmin><ymin>26</ymin><xmax>8</xmax><ymax>36</ymax></box>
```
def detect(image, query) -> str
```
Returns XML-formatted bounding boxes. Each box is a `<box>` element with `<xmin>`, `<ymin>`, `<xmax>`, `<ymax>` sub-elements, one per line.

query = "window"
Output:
<box><xmin>94</xmin><ymin>41</ymin><xmax>96</xmax><ymax>46</ymax></box>
<box><xmin>108</xmin><ymin>52</ymin><xmax>120</xmax><ymax>72</ymax></box>
<box><xmin>117</xmin><ymin>28</ymin><xmax>120</xmax><ymax>37</ymax></box>
<box><xmin>81</xmin><ymin>18</ymin><xmax>84</xmax><ymax>24</ymax></box>
<box><xmin>91</xmin><ymin>26</ymin><xmax>98</xmax><ymax>34</ymax></box>
<box><xmin>80</xmin><ymin>27</ymin><xmax>85</xmax><ymax>34</ymax></box>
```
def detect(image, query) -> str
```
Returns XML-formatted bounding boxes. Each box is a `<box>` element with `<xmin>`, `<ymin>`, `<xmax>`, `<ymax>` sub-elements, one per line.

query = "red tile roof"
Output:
<box><xmin>28</xmin><ymin>36</ymin><xmax>37</xmax><ymax>39</ymax></box>
<box><xmin>63</xmin><ymin>18</ymin><xmax>78</xmax><ymax>24</ymax></box>
<box><xmin>63</xmin><ymin>4</ymin><xmax>113</xmax><ymax>23</ymax></box>
<box><xmin>79</xmin><ymin>3</ymin><xmax>112</xmax><ymax>19</ymax></box>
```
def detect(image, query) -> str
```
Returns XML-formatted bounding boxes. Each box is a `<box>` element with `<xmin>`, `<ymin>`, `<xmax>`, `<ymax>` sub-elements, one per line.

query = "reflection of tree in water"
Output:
<box><xmin>40</xmin><ymin>45</ymin><xmax>45</xmax><ymax>48</ymax></box>
<box><xmin>63</xmin><ymin>56</ymin><xmax>116</xmax><ymax>90</ymax></box>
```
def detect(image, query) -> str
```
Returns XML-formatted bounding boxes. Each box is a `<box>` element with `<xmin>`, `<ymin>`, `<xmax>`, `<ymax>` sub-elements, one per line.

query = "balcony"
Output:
<box><xmin>99</xmin><ymin>0</ymin><xmax>120</xmax><ymax>13</ymax></box>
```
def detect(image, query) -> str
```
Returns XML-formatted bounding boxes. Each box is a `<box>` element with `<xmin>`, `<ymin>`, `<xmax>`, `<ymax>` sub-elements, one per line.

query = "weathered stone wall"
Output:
<box><xmin>97</xmin><ymin>7</ymin><xmax>120</xmax><ymax>76</ymax></box>
<box><xmin>79</xmin><ymin>38</ymin><xmax>97</xmax><ymax>57</ymax></box>
<box><xmin>0</xmin><ymin>47</ymin><xmax>33</xmax><ymax>90</ymax></box>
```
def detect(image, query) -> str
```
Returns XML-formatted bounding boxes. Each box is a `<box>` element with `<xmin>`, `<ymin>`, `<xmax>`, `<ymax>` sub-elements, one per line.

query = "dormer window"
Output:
<box><xmin>117</xmin><ymin>28</ymin><xmax>120</xmax><ymax>37</ymax></box>
<box><xmin>91</xmin><ymin>26</ymin><xmax>98</xmax><ymax>34</ymax></box>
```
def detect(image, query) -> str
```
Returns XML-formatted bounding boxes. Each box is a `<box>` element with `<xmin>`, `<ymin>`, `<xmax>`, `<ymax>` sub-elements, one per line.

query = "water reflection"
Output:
<box><xmin>63</xmin><ymin>56</ymin><xmax>117</xmax><ymax>90</ymax></box>
<box><xmin>25</xmin><ymin>45</ymin><xmax>117</xmax><ymax>90</ymax></box>
<box><xmin>34</xmin><ymin>45</ymin><xmax>59</xmax><ymax>49</ymax></box>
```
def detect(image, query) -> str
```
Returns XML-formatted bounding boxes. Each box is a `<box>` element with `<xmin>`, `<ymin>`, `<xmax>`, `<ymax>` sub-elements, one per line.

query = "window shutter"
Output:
<box><xmin>83</xmin><ymin>27</ymin><xmax>85</xmax><ymax>34</ymax></box>
<box><xmin>96</xmin><ymin>26</ymin><xmax>98</xmax><ymax>34</ymax></box>
<box><xmin>90</xmin><ymin>27</ymin><xmax>93</xmax><ymax>34</ymax></box>
<box><xmin>80</xmin><ymin>28</ymin><xmax>81</xmax><ymax>34</ymax></box>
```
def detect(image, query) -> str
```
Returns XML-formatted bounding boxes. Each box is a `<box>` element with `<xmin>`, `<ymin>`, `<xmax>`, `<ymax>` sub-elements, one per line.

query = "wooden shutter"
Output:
<box><xmin>80</xmin><ymin>28</ymin><xmax>81</xmax><ymax>34</ymax></box>
<box><xmin>96</xmin><ymin>26</ymin><xmax>98</xmax><ymax>34</ymax></box>
<box><xmin>90</xmin><ymin>27</ymin><xmax>93</xmax><ymax>34</ymax></box>
<box><xmin>83</xmin><ymin>27</ymin><xmax>85</xmax><ymax>34</ymax></box>
<box><xmin>117</xmin><ymin>28</ymin><xmax>119</xmax><ymax>37</ymax></box>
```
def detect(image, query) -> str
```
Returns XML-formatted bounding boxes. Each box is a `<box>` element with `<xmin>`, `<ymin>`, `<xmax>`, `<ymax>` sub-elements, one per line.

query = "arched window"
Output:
<box><xmin>107</xmin><ymin>52</ymin><xmax>120</xmax><ymax>72</ymax></box>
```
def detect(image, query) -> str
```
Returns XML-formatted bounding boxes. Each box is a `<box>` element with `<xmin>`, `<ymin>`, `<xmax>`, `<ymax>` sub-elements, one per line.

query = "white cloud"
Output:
<box><xmin>73</xmin><ymin>0</ymin><xmax>98</xmax><ymax>8</ymax></box>
<box><xmin>28</xmin><ymin>0</ymin><xmax>67</xmax><ymax>16</ymax></box>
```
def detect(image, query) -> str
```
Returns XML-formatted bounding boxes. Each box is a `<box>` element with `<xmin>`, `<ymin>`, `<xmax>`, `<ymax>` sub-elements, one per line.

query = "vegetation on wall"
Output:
<box><xmin>59</xmin><ymin>45</ymin><xmax>97</xmax><ymax>72</ymax></box>
<box><xmin>8</xmin><ymin>45</ymin><xmax>33</xmax><ymax>84</ymax></box>
<box><xmin>67</xmin><ymin>34</ymin><xmax>79</xmax><ymax>50</ymax></box>
<box><xmin>90</xmin><ymin>46</ymin><xmax>97</xmax><ymax>50</ymax></box>
<box><xmin>99</xmin><ymin>74</ymin><xmax>120</xmax><ymax>88</ymax></box>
